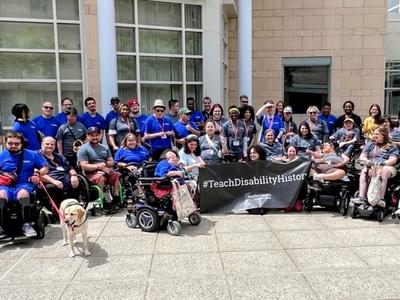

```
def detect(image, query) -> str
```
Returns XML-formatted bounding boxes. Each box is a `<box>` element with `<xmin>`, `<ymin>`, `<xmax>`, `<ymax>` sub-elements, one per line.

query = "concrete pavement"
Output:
<box><xmin>1</xmin><ymin>210</ymin><xmax>400</xmax><ymax>299</ymax></box>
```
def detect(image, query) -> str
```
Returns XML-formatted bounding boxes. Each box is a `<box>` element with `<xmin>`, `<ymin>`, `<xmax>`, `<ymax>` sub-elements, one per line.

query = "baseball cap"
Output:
<box><xmin>178</xmin><ymin>107</ymin><xmax>191</xmax><ymax>115</ymax></box>
<box><xmin>87</xmin><ymin>126</ymin><xmax>100</xmax><ymax>134</ymax></box>
<box><xmin>283</xmin><ymin>106</ymin><xmax>293</xmax><ymax>113</ymax></box>
<box><xmin>110</xmin><ymin>96</ymin><xmax>120</xmax><ymax>104</ymax></box>
<box><xmin>127</xmin><ymin>98</ymin><xmax>139</xmax><ymax>107</ymax></box>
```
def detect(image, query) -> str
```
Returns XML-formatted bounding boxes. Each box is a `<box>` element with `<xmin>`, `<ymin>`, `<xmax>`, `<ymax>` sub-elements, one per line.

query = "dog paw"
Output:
<box><xmin>84</xmin><ymin>250</ymin><xmax>91</xmax><ymax>256</ymax></box>
<box><xmin>68</xmin><ymin>251</ymin><xmax>76</xmax><ymax>258</ymax></box>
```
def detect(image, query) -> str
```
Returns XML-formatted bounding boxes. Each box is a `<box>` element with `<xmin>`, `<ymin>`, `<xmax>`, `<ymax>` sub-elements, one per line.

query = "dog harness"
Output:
<box><xmin>63</xmin><ymin>202</ymin><xmax>88</xmax><ymax>231</ymax></box>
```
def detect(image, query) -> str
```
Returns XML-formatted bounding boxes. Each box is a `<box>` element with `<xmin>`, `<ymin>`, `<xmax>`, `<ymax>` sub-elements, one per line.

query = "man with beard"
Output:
<box><xmin>202</xmin><ymin>96</ymin><xmax>212</xmax><ymax>121</ymax></box>
<box><xmin>223</xmin><ymin>106</ymin><xmax>246</xmax><ymax>162</ymax></box>
<box><xmin>56</xmin><ymin>108</ymin><xmax>87</xmax><ymax>168</ymax></box>
<box><xmin>187</xmin><ymin>97</ymin><xmax>205</xmax><ymax>132</ymax></box>
<box><xmin>77</xmin><ymin>127</ymin><xmax>120</xmax><ymax>211</ymax></box>
<box><xmin>238</xmin><ymin>95</ymin><xmax>254</xmax><ymax>120</ymax></box>
<box><xmin>11</xmin><ymin>103</ymin><xmax>41</xmax><ymax>150</ymax></box>
<box><xmin>55</xmin><ymin>97</ymin><xmax>74</xmax><ymax>124</ymax></box>
<box><xmin>32</xmin><ymin>101</ymin><xmax>61</xmax><ymax>138</ymax></box>
<box><xmin>334</xmin><ymin>100</ymin><xmax>362</xmax><ymax>131</ymax></box>
<box><xmin>79</xmin><ymin>97</ymin><xmax>106</xmax><ymax>140</ymax></box>
<box><xmin>0</xmin><ymin>132</ymin><xmax>48</xmax><ymax>237</ymax></box>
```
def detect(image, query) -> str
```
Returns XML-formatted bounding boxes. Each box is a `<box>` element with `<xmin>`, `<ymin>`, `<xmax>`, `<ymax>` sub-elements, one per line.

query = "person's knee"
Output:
<box><xmin>0</xmin><ymin>190</ymin><xmax>8</xmax><ymax>200</ymax></box>
<box><xmin>17</xmin><ymin>189</ymin><xmax>30</xmax><ymax>199</ymax></box>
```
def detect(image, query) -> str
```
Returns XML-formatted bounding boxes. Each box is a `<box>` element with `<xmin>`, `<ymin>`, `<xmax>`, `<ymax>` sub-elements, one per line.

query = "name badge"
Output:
<box><xmin>56</xmin><ymin>166</ymin><xmax>65</xmax><ymax>171</ymax></box>
<box><xmin>208</xmin><ymin>149</ymin><xmax>214</xmax><ymax>155</ymax></box>
<box><xmin>233</xmin><ymin>140</ymin><xmax>240</xmax><ymax>146</ymax></box>
<box><xmin>161</xmin><ymin>134</ymin><xmax>167</xmax><ymax>139</ymax></box>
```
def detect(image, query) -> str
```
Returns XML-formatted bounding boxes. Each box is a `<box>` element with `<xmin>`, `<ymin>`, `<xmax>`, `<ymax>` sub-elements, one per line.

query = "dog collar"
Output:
<box><xmin>71</xmin><ymin>215</ymin><xmax>88</xmax><ymax>231</ymax></box>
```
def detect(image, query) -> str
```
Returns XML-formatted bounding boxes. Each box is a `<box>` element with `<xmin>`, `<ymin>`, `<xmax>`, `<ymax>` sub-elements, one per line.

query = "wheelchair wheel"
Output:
<box><xmin>188</xmin><ymin>213</ymin><xmax>202</xmax><ymax>226</ymax></box>
<box><xmin>77</xmin><ymin>174</ymin><xmax>91</xmax><ymax>209</ymax></box>
<box><xmin>349</xmin><ymin>205</ymin><xmax>357</xmax><ymax>219</ymax></box>
<box><xmin>167</xmin><ymin>220</ymin><xmax>181</xmax><ymax>236</ymax></box>
<box><xmin>137</xmin><ymin>208</ymin><xmax>159</xmax><ymax>232</ymax></box>
<box><xmin>34</xmin><ymin>211</ymin><xmax>47</xmax><ymax>240</ymax></box>
<box><xmin>304</xmin><ymin>194</ymin><xmax>313</xmax><ymax>213</ymax></box>
<box><xmin>339</xmin><ymin>191</ymin><xmax>349</xmax><ymax>216</ymax></box>
<box><xmin>377</xmin><ymin>209</ymin><xmax>385</xmax><ymax>222</ymax></box>
<box><xmin>126</xmin><ymin>213</ymin><xmax>138</xmax><ymax>228</ymax></box>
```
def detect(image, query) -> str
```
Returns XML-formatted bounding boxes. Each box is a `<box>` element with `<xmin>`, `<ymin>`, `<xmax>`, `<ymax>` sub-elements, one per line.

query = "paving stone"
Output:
<box><xmin>221</xmin><ymin>250</ymin><xmax>297</xmax><ymax>275</ymax></box>
<box><xmin>150</xmin><ymin>252</ymin><xmax>223</xmax><ymax>278</ymax></box>
<box><xmin>275</xmin><ymin>230</ymin><xmax>344</xmax><ymax>249</ymax></box>
<box><xmin>101</xmin><ymin>220</ymin><xmax>150</xmax><ymax>236</ymax></box>
<box><xmin>91</xmin><ymin>235</ymin><xmax>156</xmax><ymax>256</ymax></box>
<box><xmin>303</xmin><ymin>270</ymin><xmax>399</xmax><ymax>299</ymax></box>
<box><xmin>330</xmin><ymin>228</ymin><xmax>400</xmax><ymax>246</ymax></box>
<box><xmin>351</xmin><ymin>245</ymin><xmax>400</xmax><ymax>268</ymax></box>
<box><xmin>287</xmin><ymin>248</ymin><xmax>368</xmax><ymax>271</ymax></box>
<box><xmin>0</xmin><ymin>258</ymin><xmax>18</xmax><ymax>277</ymax></box>
<box><xmin>146</xmin><ymin>276</ymin><xmax>230</xmax><ymax>300</ymax></box>
<box><xmin>227</xmin><ymin>273</ymin><xmax>318</xmax><ymax>299</ymax></box>
<box><xmin>376</xmin><ymin>270</ymin><xmax>400</xmax><ymax>296</ymax></box>
<box><xmin>0</xmin><ymin>283</ymin><xmax>68</xmax><ymax>300</ymax></box>
<box><xmin>317</xmin><ymin>215</ymin><xmax>382</xmax><ymax>229</ymax></box>
<box><xmin>217</xmin><ymin>231</ymin><xmax>282</xmax><ymax>252</ymax></box>
<box><xmin>25</xmin><ymin>239</ymin><xmax>95</xmax><ymax>259</ymax></box>
<box><xmin>264</xmin><ymin>215</ymin><xmax>324</xmax><ymax>231</ymax></box>
<box><xmin>155</xmin><ymin>234</ymin><xmax>218</xmax><ymax>254</ymax></box>
<box><xmin>61</xmin><ymin>280</ymin><xmax>146</xmax><ymax>299</ymax></box>
<box><xmin>45</xmin><ymin>222</ymin><xmax>106</xmax><ymax>239</ymax></box>
<box><xmin>213</xmin><ymin>216</ymin><xmax>269</xmax><ymax>233</ymax></box>
<box><xmin>73</xmin><ymin>255</ymin><xmax>152</xmax><ymax>281</ymax></box>
<box><xmin>0</xmin><ymin>241</ymin><xmax>33</xmax><ymax>259</ymax></box>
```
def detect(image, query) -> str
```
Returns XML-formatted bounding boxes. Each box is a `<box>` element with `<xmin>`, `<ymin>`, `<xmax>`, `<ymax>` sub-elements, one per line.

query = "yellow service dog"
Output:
<box><xmin>60</xmin><ymin>199</ymin><xmax>90</xmax><ymax>258</ymax></box>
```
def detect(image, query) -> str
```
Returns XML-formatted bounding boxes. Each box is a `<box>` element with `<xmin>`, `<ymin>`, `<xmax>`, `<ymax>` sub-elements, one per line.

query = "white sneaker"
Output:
<box><xmin>313</xmin><ymin>174</ymin><xmax>325</xmax><ymax>183</ymax></box>
<box><xmin>395</xmin><ymin>208</ymin><xmax>400</xmax><ymax>216</ymax></box>
<box><xmin>22</xmin><ymin>223</ymin><xmax>37</xmax><ymax>237</ymax></box>
<box><xmin>377</xmin><ymin>200</ymin><xmax>386</xmax><ymax>208</ymax></box>
<box><xmin>351</xmin><ymin>197</ymin><xmax>366</xmax><ymax>205</ymax></box>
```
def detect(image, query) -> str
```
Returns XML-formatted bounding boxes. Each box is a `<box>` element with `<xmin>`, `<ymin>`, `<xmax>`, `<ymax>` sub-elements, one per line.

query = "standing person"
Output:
<box><xmin>56</xmin><ymin>97</ymin><xmax>74</xmax><ymax>124</ymax></box>
<box><xmin>32</xmin><ymin>101</ymin><xmax>61</xmax><ymax>138</ymax></box>
<box><xmin>165</xmin><ymin>99</ymin><xmax>180</xmax><ymax>125</ymax></box>
<box><xmin>362</xmin><ymin>104</ymin><xmax>382</xmax><ymax>142</ymax></box>
<box><xmin>11</xmin><ymin>103</ymin><xmax>41</xmax><ymax>150</ymax></box>
<box><xmin>128</xmin><ymin>98</ymin><xmax>148</xmax><ymax>136</ymax></box>
<box><xmin>334</xmin><ymin>100</ymin><xmax>362</xmax><ymax>130</ymax></box>
<box><xmin>56</xmin><ymin>108</ymin><xmax>87</xmax><ymax>168</ymax></box>
<box><xmin>282</xmin><ymin>106</ymin><xmax>298</xmax><ymax>148</ymax></box>
<box><xmin>256</xmin><ymin>101</ymin><xmax>284</xmax><ymax>142</ymax></box>
<box><xmin>77</xmin><ymin>127</ymin><xmax>120</xmax><ymax>210</ymax></box>
<box><xmin>318</xmin><ymin>102</ymin><xmax>337</xmax><ymax>136</ymax></box>
<box><xmin>199</xmin><ymin>120</ymin><xmax>224</xmax><ymax>165</ymax></box>
<box><xmin>241</xmin><ymin>106</ymin><xmax>257</xmax><ymax>158</ymax></box>
<box><xmin>174</xmin><ymin>107</ymin><xmax>200</xmax><ymax>147</ymax></box>
<box><xmin>291</xmin><ymin>122</ymin><xmax>321</xmax><ymax>158</ymax></box>
<box><xmin>0</xmin><ymin>132</ymin><xmax>48</xmax><ymax>237</ymax></box>
<box><xmin>187</xmin><ymin>97</ymin><xmax>205</xmax><ymax>132</ymax></box>
<box><xmin>305</xmin><ymin>105</ymin><xmax>329</xmax><ymax>143</ymax></box>
<box><xmin>79</xmin><ymin>97</ymin><xmax>106</xmax><ymax>140</ymax></box>
<box><xmin>209</xmin><ymin>104</ymin><xmax>228</xmax><ymax>136</ymax></box>
<box><xmin>105</xmin><ymin>96</ymin><xmax>120</xmax><ymax>130</ymax></box>
<box><xmin>202</xmin><ymin>96</ymin><xmax>212</xmax><ymax>121</ymax></box>
<box><xmin>239</xmin><ymin>95</ymin><xmax>254</xmax><ymax>120</ymax></box>
<box><xmin>178</xmin><ymin>134</ymin><xmax>205</xmax><ymax>179</ymax></box>
<box><xmin>223</xmin><ymin>106</ymin><xmax>245</xmax><ymax>162</ymax></box>
<box><xmin>143</xmin><ymin>99</ymin><xmax>175</xmax><ymax>160</ymax></box>
<box><xmin>108</xmin><ymin>103</ymin><xmax>140</xmax><ymax>152</ymax></box>
<box><xmin>275</xmin><ymin>100</ymin><xmax>285</xmax><ymax>120</ymax></box>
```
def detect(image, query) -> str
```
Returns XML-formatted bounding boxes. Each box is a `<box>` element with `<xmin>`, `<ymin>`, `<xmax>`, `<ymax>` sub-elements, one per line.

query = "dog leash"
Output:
<box><xmin>38</xmin><ymin>181</ymin><xmax>63</xmax><ymax>221</ymax></box>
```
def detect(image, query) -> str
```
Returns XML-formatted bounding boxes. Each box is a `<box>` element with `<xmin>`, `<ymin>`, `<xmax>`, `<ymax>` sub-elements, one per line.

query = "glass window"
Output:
<box><xmin>61</xmin><ymin>82</ymin><xmax>83</xmax><ymax>113</ymax></box>
<box><xmin>185</xmin><ymin>5</ymin><xmax>202</xmax><ymax>29</ymax></box>
<box><xmin>56</xmin><ymin>0</ymin><xmax>79</xmax><ymax>20</ymax></box>
<box><xmin>140</xmin><ymin>84</ymin><xmax>182</xmax><ymax>113</ymax></box>
<box><xmin>116</xmin><ymin>27</ymin><xmax>135</xmax><ymax>52</ymax></box>
<box><xmin>0</xmin><ymin>22</ymin><xmax>54</xmax><ymax>49</ymax></box>
<box><xmin>0</xmin><ymin>0</ymin><xmax>53</xmax><ymax>19</ymax></box>
<box><xmin>59</xmin><ymin>54</ymin><xmax>82</xmax><ymax>79</ymax></box>
<box><xmin>186</xmin><ymin>85</ymin><xmax>203</xmax><ymax>108</ymax></box>
<box><xmin>140</xmin><ymin>57</ymin><xmax>182</xmax><ymax>81</ymax></box>
<box><xmin>388</xmin><ymin>0</ymin><xmax>399</xmax><ymax>12</ymax></box>
<box><xmin>138</xmin><ymin>0</ymin><xmax>181</xmax><ymax>27</ymax></box>
<box><xmin>0</xmin><ymin>52</ymin><xmax>56</xmax><ymax>79</ymax></box>
<box><xmin>117</xmin><ymin>55</ymin><xmax>136</xmax><ymax>80</ymax></box>
<box><xmin>385</xmin><ymin>62</ymin><xmax>400</xmax><ymax>115</ymax></box>
<box><xmin>186</xmin><ymin>32</ymin><xmax>202</xmax><ymax>55</ymax></box>
<box><xmin>115</xmin><ymin>0</ymin><xmax>134</xmax><ymax>24</ymax></box>
<box><xmin>58</xmin><ymin>24</ymin><xmax>81</xmax><ymax>50</ymax></box>
<box><xmin>118</xmin><ymin>83</ymin><xmax>137</xmax><ymax>103</ymax></box>
<box><xmin>0</xmin><ymin>82</ymin><xmax>57</xmax><ymax>127</ymax></box>
<box><xmin>186</xmin><ymin>58</ymin><xmax>202</xmax><ymax>82</ymax></box>
<box><xmin>284</xmin><ymin>65</ymin><xmax>330</xmax><ymax>113</ymax></box>
<box><xmin>139</xmin><ymin>29</ymin><xmax>181</xmax><ymax>54</ymax></box>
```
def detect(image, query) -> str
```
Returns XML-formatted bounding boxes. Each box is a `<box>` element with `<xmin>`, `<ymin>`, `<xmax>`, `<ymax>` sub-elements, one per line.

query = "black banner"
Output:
<box><xmin>199</xmin><ymin>157</ymin><xmax>311</xmax><ymax>213</ymax></box>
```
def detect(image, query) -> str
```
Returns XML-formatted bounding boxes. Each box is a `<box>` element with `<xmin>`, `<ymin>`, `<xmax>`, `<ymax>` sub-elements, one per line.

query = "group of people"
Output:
<box><xmin>1</xmin><ymin>94</ymin><xmax>400</xmax><ymax>238</ymax></box>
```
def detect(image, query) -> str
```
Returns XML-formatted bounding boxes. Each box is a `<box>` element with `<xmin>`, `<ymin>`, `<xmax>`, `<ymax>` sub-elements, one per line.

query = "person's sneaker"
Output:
<box><xmin>0</xmin><ymin>226</ymin><xmax>5</xmax><ymax>238</ymax></box>
<box><xmin>377</xmin><ymin>199</ymin><xmax>386</xmax><ymax>208</ymax></box>
<box><xmin>351</xmin><ymin>196</ymin><xmax>366</xmax><ymax>205</ymax></box>
<box><xmin>313</xmin><ymin>174</ymin><xmax>325</xmax><ymax>183</ymax></box>
<box><xmin>22</xmin><ymin>223</ymin><xmax>37</xmax><ymax>237</ymax></box>
<box><xmin>395</xmin><ymin>208</ymin><xmax>400</xmax><ymax>216</ymax></box>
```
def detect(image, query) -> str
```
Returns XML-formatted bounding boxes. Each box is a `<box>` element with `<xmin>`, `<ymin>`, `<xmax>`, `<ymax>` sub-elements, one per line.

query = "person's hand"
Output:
<box><xmin>166</xmin><ymin>131</ymin><xmax>174</xmax><ymax>137</ymax></box>
<box><xmin>97</xmin><ymin>162</ymin><xmax>107</xmax><ymax>171</ymax></box>
<box><xmin>338</xmin><ymin>142</ymin><xmax>345</xmax><ymax>148</ymax></box>
<box><xmin>185</xmin><ymin>124</ymin><xmax>192</xmax><ymax>131</ymax></box>
<box><xmin>197</xmin><ymin>162</ymin><xmax>205</xmax><ymax>168</ymax></box>
<box><xmin>53</xmin><ymin>180</ymin><xmax>64</xmax><ymax>189</ymax></box>
<box><xmin>127</xmin><ymin>165</ymin><xmax>137</xmax><ymax>172</ymax></box>
<box><xmin>71</xmin><ymin>176</ymin><xmax>79</xmax><ymax>188</ymax></box>
<box><xmin>30</xmin><ymin>173</ymin><xmax>40</xmax><ymax>185</ymax></box>
<box><xmin>113</xmin><ymin>145</ymin><xmax>119</xmax><ymax>151</ymax></box>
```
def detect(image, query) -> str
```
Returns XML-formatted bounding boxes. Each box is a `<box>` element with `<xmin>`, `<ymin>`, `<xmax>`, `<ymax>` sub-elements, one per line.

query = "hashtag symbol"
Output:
<box><xmin>203</xmin><ymin>180</ymin><xmax>209</xmax><ymax>188</ymax></box>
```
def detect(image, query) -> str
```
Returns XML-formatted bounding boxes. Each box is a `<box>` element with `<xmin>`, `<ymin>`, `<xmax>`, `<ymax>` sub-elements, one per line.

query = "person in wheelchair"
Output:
<box><xmin>309</xmin><ymin>141</ymin><xmax>350</xmax><ymax>183</ymax></box>
<box><xmin>77</xmin><ymin>126</ymin><xmax>120</xmax><ymax>210</ymax></box>
<box><xmin>0</xmin><ymin>131</ymin><xmax>48</xmax><ymax>237</ymax></box>
<box><xmin>329</xmin><ymin>118</ymin><xmax>359</xmax><ymax>157</ymax></box>
<box><xmin>115</xmin><ymin>133</ymin><xmax>150</xmax><ymax>171</ymax></box>
<box><xmin>155</xmin><ymin>150</ymin><xmax>186</xmax><ymax>186</ymax></box>
<box><xmin>351</xmin><ymin>126</ymin><xmax>399</xmax><ymax>207</ymax></box>
<box><xmin>38</xmin><ymin>137</ymin><xmax>79</xmax><ymax>205</ymax></box>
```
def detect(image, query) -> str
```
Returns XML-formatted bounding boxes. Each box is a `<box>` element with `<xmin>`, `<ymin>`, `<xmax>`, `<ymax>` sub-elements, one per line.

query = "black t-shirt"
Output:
<box><xmin>335</xmin><ymin>113</ymin><xmax>362</xmax><ymax>130</ymax></box>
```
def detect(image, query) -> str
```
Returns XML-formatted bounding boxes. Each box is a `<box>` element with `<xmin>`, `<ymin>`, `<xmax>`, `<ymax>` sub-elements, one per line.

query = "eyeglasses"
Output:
<box><xmin>309</xmin><ymin>111</ymin><xmax>317</xmax><ymax>114</ymax></box>
<box><xmin>43</xmin><ymin>106</ymin><xmax>54</xmax><ymax>110</ymax></box>
<box><xmin>7</xmin><ymin>142</ymin><xmax>21</xmax><ymax>146</ymax></box>
<box><xmin>155</xmin><ymin>109</ymin><xmax>164</xmax><ymax>113</ymax></box>
<box><xmin>266</xmin><ymin>106</ymin><xmax>273</xmax><ymax>109</ymax></box>
<box><xmin>241</xmin><ymin>100</ymin><xmax>249</xmax><ymax>103</ymax></box>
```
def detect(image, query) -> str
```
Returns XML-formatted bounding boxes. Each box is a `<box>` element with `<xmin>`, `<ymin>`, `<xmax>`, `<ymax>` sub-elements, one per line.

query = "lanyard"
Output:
<box><xmin>229</xmin><ymin>120</ymin><xmax>239</xmax><ymax>139</ymax></box>
<box><xmin>155</xmin><ymin>116</ymin><xmax>165</xmax><ymax>133</ymax></box>
<box><xmin>284</xmin><ymin>121</ymin><xmax>292</xmax><ymax>133</ymax></box>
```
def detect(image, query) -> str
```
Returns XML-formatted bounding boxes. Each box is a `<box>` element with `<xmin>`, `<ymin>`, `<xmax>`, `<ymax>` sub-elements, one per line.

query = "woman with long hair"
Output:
<box><xmin>114</xmin><ymin>133</ymin><xmax>150</xmax><ymax>171</ymax></box>
<box><xmin>208</xmin><ymin>104</ymin><xmax>228</xmax><ymax>136</ymax></box>
<box><xmin>241</xmin><ymin>106</ymin><xmax>257</xmax><ymax>157</ymax></box>
<box><xmin>198</xmin><ymin>120</ymin><xmax>225</xmax><ymax>164</ymax></box>
<box><xmin>304</xmin><ymin>105</ymin><xmax>328</xmax><ymax>143</ymax></box>
<box><xmin>362</xmin><ymin>104</ymin><xmax>381</xmax><ymax>142</ymax></box>
<box><xmin>178</xmin><ymin>134</ymin><xmax>205</xmax><ymax>178</ymax></box>
<box><xmin>282</xmin><ymin>106</ymin><xmax>297</xmax><ymax>148</ymax></box>
<box><xmin>275</xmin><ymin>100</ymin><xmax>285</xmax><ymax>119</ymax></box>
<box><xmin>259</xmin><ymin>129</ymin><xmax>285</xmax><ymax>160</ymax></box>
<box><xmin>290</xmin><ymin>121</ymin><xmax>321</xmax><ymax>157</ymax></box>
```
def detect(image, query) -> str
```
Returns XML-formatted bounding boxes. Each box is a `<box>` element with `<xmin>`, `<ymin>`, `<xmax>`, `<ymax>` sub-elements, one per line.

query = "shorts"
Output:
<box><xmin>85</xmin><ymin>169</ymin><xmax>120</xmax><ymax>185</ymax></box>
<box><xmin>0</xmin><ymin>183</ymin><xmax>35</xmax><ymax>202</ymax></box>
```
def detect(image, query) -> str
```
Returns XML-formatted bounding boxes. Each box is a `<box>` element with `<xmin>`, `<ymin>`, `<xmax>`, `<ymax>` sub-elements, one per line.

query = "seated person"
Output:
<box><xmin>246</xmin><ymin>145</ymin><xmax>267</xmax><ymax>161</ymax></box>
<box><xmin>259</xmin><ymin>129</ymin><xmax>285</xmax><ymax>160</ymax></box>
<box><xmin>352</xmin><ymin>126</ymin><xmax>399</xmax><ymax>207</ymax></box>
<box><xmin>115</xmin><ymin>133</ymin><xmax>150</xmax><ymax>171</ymax></box>
<box><xmin>329</xmin><ymin>118</ymin><xmax>359</xmax><ymax>156</ymax></box>
<box><xmin>282</xmin><ymin>145</ymin><xmax>299</xmax><ymax>163</ymax></box>
<box><xmin>309</xmin><ymin>141</ymin><xmax>350</xmax><ymax>183</ymax></box>
<box><xmin>38</xmin><ymin>137</ymin><xmax>79</xmax><ymax>205</ymax></box>
<box><xmin>178</xmin><ymin>134</ymin><xmax>205</xmax><ymax>179</ymax></box>
<box><xmin>290</xmin><ymin>122</ymin><xmax>321</xmax><ymax>158</ymax></box>
<box><xmin>0</xmin><ymin>131</ymin><xmax>48</xmax><ymax>237</ymax></box>
<box><xmin>77</xmin><ymin>127</ymin><xmax>120</xmax><ymax>210</ymax></box>
<box><xmin>155</xmin><ymin>150</ymin><xmax>186</xmax><ymax>186</ymax></box>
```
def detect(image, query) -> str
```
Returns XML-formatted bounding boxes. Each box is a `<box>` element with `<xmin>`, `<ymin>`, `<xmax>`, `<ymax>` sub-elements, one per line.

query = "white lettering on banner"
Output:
<box><xmin>202</xmin><ymin>173</ymin><xmax>307</xmax><ymax>189</ymax></box>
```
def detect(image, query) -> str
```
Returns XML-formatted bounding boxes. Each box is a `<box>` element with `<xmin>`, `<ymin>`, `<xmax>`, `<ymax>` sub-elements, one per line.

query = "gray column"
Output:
<box><xmin>237</xmin><ymin>0</ymin><xmax>252</xmax><ymax>104</ymax></box>
<box><xmin>97</xmin><ymin>0</ymin><xmax>118</xmax><ymax>114</ymax></box>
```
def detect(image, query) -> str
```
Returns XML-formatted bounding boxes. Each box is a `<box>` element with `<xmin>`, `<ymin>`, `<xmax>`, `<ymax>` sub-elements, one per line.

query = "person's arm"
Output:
<box><xmin>108</xmin><ymin>135</ymin><xmax>118</xmax><ymax>151</ymax></box>
<box><xmin>80</xmin><ymin>160</ymin><xmax>106</xmax><ymax>172</ymax></box>
<box><xmin>186</xmin><ymin>122</ymin><xmax>200</xmax><ymax>136</ymax></box>
<box><xmin>106</xmin><ymin>156</ymin><xmax>114</xmax><ymax>168</ymax></box>
<box><xmin>385</xmin><ymin>155</ymin><xmax>398</xmax><ymax>167</ymax></box>
<box><xmin>255</xmin><ymin>104</ymin><xmax>267</xmax><ymax>117</ymax></box>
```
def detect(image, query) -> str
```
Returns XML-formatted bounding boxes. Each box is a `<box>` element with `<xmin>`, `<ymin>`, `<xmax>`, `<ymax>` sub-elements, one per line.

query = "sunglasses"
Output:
<box><xmin>43</xmin><ymin>106</ymin><xmax>54</xmax><ymax>110</ymax></box>
<box><xmin>7</xmin><ymin>142</ymin><xmax>21</xmax><ymax>146</ymax></box>
<box><xmin>155</xmin><ymin>109</ymin><xmax>164</xmax><ymax>113</ymax></box>
<box><xmin>309</xmin><ymin>111</ymin><xmax>317</xmax><ymax>114</ymax></box>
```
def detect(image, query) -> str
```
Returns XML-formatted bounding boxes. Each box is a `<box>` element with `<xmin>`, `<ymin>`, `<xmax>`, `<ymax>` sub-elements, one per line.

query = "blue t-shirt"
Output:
<box><xmin>261</xmin><ymin>115</ymin><xmax>284</xmax><ymax>141</ymax></box>
<box><xmin>0</xmin><ymin>149</ymin><xmax>47</xmax><ymax>185</ymax></box>
<box><xmin>174</xmin><ymin>121</ymin><xmax>199</xmax><ymax>140</ymax></box>
<box><xmin>114</xmin><ymin>146</ymin><xmax>150</xmax><ymax>165</ymax></box>
<box><xmin>105</xmin><ymin>110</ymin><xmax>119</xmax><ymax>130</ymax></box>
<box><xmin>155</xmin><ymin>160</ymin><xmax>185</xmax><ymax>185</ymax></box>
<box><xmin>134</xmin><ymin>114</ymin><xmax>149</xmax><ymax>136</ymax></box>
<box><xmin>318</xmin><ymin>114</ymin><xmax>337</xmax><ymax>136</ymax></box>
<box><xmin>143</xmin><ymin>115</ymin><xmax>175</xmax><ymax>153</ymax></box>
<box><xmin>32</xmin><ymin>115</ymin><xmax>61</xmax><ymax>138</ymax></box>
<box><xmin>79</xmin><ymin>112</ymin><xmax>106</xmax><ymax>130</ymax></box>
<box><xmin>55</xmin><ymin>112</ymin><xmax>67</xmax><ymax>125</ymax></box>
<box><xmin>189</xmin><ymin>110</ymin><xmax>205</xmax><ymax>124</ymax></box>
<box><xmin>12</xmin><ymin>120</ymin><xmax>41</xmax><ymax>150</ymax></box>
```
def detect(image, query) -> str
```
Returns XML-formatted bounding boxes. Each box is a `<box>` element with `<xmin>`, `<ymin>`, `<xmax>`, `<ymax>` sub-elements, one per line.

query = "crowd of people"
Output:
<box><xmin>1</xmin><ymin>94</ymin><xmax>400</xmax><ymax>237</ymax></box>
